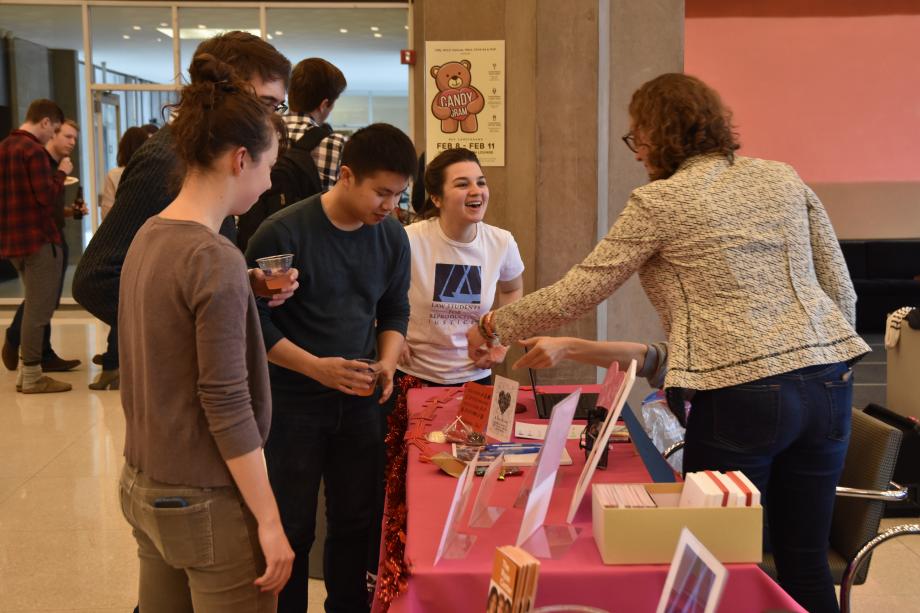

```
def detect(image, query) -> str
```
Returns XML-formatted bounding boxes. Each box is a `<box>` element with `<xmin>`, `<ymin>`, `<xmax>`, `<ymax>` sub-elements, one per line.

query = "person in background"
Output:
<box><xmin>0</xmin><ymin>99</ymin><xmax>73</xmax><ymax>393</ymax></box>
<box><xmin>2</xmin><ymin>119</ymin><xmax>84</xmax><ymax>375</ymax></box>
<box><xmin>468</xmin><ymin>73</ymin><xmax>868</xmax><ymax>613</ymax></box>
<box><xmin>118</xmin><ymin>53</ymin><xmax>293</xmax><ymax>612</ymax></box>
<box><xmin>99</xmin><ymin>126</ymin><xmax>150</xmax><ymax>221</ymax></box>
<box><xmin>72</xmin><ymin>31</ymin><xmax>297</xmax><ymax>390</ymax></box>
<box><xmin>283</xmin><ymin>57</ymin><xmax>349</xmax><ymax>192</ymax></box>
<box><xmin>245</xmin><ymin>123</ymin><xmax>416</xmax><ymax>613</ymax></box>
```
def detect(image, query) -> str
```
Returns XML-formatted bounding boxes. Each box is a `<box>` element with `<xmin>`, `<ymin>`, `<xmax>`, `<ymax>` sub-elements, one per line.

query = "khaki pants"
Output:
<box><xmin>119</xmin><ymin>464</ymin><xmax>276</xmax><ymax>613</ymax></box>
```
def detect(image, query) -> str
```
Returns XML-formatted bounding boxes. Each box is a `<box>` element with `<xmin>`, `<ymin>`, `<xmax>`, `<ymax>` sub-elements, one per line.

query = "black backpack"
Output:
<box><xmin>237</xmin><ymin>123</ymin><xmax>334</xmax><ymax>251</ymax></box>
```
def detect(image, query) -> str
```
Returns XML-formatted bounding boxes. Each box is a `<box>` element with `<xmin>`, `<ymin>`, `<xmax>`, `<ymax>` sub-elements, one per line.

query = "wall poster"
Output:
<box><xmin>425</xmin><ymin>40</ymin><xmax>505</xmax><ymax>167</ymax></box>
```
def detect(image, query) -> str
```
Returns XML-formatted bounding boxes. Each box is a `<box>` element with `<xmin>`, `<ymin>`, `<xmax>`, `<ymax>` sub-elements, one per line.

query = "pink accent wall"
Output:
<box><xmin>685</xmin><ymin>8</ymin><xmax>920</xmax><ymax>183</ymax></box>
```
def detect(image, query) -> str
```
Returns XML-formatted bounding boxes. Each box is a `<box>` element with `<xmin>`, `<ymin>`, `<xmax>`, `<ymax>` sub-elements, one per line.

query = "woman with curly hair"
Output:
<box><xmin>468</xmin><ymin>73</ymin><xmax>868</xmax><ymax>613</ymax></box>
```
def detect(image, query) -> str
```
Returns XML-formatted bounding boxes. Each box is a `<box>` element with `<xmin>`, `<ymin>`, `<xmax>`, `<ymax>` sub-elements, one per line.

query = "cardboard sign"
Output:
<box><xmin>486</xmin><ymin>375</ymin><xmax>519</xmax><ymax>442</ymax></box>
<box><xmin>458</xmin><ymin>381</ymin><xmax>492</xmax><ymax>433</ymax></box>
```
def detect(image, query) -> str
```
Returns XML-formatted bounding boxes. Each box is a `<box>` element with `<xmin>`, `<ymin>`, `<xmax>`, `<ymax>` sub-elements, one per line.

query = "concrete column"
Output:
<box><xmin>411</xmin><ymin>0</ymin><xmax>683</xmax><ymax>397</ymax></box>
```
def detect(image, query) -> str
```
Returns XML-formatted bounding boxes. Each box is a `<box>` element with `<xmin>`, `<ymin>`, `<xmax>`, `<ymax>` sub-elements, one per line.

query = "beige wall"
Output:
<box><xmin>411</xmin><ymin>0</ymin><xmax>682</xmax><ymax>396</ymax></box>
<box><xmin>813</xmin><ymin>182</ymin><xmax>920</xmax><ymax>240</ymax></box>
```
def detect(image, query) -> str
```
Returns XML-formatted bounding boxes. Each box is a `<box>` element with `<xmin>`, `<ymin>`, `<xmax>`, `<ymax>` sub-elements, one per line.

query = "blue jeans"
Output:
<box><xmin>683</xmin><ymin>362</ymin><xmax>852</xmax><ymax>613</ymax></box>
<box><xmin>266</xmin><ymin>392</ymin><xmax>381</xmax><ymax>613</ymax></box>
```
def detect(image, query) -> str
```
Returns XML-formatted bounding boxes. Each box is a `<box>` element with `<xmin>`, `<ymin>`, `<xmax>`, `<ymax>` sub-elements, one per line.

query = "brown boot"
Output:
<box><xmin>89</xmin><ymin>369</ymin><xmax>119</xmax><ymax>391</ymax></box>
<box><xmin>20</xmin><ymin>375</ymin><xmax>72</xmax><ymax>394</ymax></box>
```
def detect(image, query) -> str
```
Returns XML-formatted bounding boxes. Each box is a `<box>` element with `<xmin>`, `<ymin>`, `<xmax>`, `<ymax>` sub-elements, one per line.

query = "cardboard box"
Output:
<box><xmin>592</xmin><ymin>483</ymin><xmax>762</xmax><ymax>565</ymax></box>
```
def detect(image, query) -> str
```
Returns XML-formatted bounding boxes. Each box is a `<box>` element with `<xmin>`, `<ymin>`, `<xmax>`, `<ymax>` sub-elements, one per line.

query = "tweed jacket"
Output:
<box><xmin>492</xmin><ymin>154</ymin><xmax>869</xmax><ymax>390</ymax></box>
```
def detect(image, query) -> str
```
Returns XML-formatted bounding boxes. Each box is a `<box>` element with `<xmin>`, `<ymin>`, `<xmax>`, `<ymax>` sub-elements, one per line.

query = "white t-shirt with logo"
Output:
<box><xmin>400</xmin><ymin>218</ymin><xmax>525</xmax><ymax>384</ymax></box>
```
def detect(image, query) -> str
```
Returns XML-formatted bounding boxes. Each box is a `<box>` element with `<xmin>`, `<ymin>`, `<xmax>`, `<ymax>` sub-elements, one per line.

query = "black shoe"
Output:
<box><xmin>41</xmin><ymin>354</ymin><xmax>82</xmax><ymax>372</ymax></box>
<box><xmin>2</xmin><ymin>337</ymin><xmax>17</xmax><ymax>371</ymax></box>
<box><xmin>92</xmin><ymin>353</ymin><xmax>104</xmax><ymax>366</ymax></box>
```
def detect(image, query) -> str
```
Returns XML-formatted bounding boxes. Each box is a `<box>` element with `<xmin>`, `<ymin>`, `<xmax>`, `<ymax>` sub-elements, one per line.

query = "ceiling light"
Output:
<box><xmin>159</xmin><ymin>22</ymin><xmax>168</xmax><ymax>27</ymax></box>
<box><xmin>122</xmin><ymin>34</ymin><xmax>130</xmax><ymax>39</ymax></box>
<box><xmin>267</xmin><ymin>34</ymin><xmax>273</xmax><ymax>40</ymax></box>
<box><xmin>156</xmin><ymin>38</ymin><xmax>162</xmax><ymax>42</ymax></box>
<box><xmin>156</xmin><ymin>27</ymin><xmax>261</xmax><ymax>40</ymax></box>
<box><xmin>275</xmin><ymin>30</ymin><xmax>283</xmax><ymax>36</ymax></box>
<box><xmin>370</xmin><ymin>26</ymin><xmax>379</xmax><ymax>31</ymax></box>
<box><xmin>405</xmin><ymin>25</ymin><xmax>409</xmax><ymax>30</ymax></box>
<box><xmin>132</xmin><ymin>25</ymin><xmax>141</xmax><ymax>31</ymax></box>
<box><xmin>197</xmin><ymin>24</ymin><xmax>207</xmax><ymax>29</ymax></box>
<box><xmin>339</xmin><ymin>28</ymin><xmax>348</xmax><ymax>33</ymax></box>
<box><xmin>373</xmin><ymin>33</ymin><xmax>382</xmax><ymax>38</ymax></box>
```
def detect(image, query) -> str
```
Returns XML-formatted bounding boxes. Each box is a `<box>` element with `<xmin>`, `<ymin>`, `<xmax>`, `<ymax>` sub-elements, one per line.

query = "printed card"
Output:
<box><xmin>486</xmin><ymin>375</ymin><xmax>520</xmax><ymax>442</ymax></box>
<box><xmin>458</xmin><ymin>381</ymin><xmax>492</xmax><ymax>433</ymax></box>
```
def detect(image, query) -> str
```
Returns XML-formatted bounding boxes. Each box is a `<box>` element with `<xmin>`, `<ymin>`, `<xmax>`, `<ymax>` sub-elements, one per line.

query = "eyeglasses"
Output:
<box><xmin>261</xmin><ymin>98</ymin><xmax>288</xmax><ymax>114</ymax></box>
<box><xmin>622</xmin><ymin>132</ymin><xmax>639</xmax><ymax>153</ymax></box>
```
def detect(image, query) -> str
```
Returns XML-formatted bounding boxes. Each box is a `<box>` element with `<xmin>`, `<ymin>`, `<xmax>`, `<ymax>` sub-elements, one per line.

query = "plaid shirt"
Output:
<box><xmin>0</xmin><ymin>130</ymin><xmax>64</xmax><ymax>258</ymax></box>
<box><xmin>282</xmin><ymin>114</ymin><xmax>348</xmax><ymax>192</ymax></box>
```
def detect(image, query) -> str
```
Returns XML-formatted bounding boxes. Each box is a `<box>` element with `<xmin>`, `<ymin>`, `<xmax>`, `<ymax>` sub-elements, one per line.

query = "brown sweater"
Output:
<box><xmin>119</xmin><ymin>216</ymin><xmax>271</xmax><ymax>487</ymax></box>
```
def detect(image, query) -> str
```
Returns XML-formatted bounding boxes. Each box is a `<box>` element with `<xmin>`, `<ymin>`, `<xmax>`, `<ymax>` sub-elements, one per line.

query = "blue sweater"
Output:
<box><xmin>245</xmin><ymin>194</ymin><xmax>410</xmax><ymax>400</ymax></box>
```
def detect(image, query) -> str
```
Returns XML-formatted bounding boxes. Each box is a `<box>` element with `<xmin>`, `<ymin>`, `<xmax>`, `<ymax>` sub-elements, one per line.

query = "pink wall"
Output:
<box><xmin>685</xmin><ymin>4</ymin><xmax>920</xmax><ymax>184</ymax></box>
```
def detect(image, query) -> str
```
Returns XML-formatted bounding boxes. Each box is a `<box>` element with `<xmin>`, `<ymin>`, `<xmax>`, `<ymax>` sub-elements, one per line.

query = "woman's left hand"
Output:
<box><xmin>466</xmin><ymin>324</ymin><xmax>488</xmax><ymax>360</ymax></box>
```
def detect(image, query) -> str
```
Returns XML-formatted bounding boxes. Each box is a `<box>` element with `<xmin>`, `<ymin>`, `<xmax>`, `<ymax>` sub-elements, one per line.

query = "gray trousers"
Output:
<box><xmin>10</xmin><ymin>243</ymin><xmax>64</xmax><ymax>365</ymax></box>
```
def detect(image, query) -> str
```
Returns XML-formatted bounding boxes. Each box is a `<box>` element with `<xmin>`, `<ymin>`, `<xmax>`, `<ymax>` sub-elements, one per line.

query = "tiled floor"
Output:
<box><xmin>0</xmin><ymin>311</ymin><xmax>327</xmax><ymax>612</ymax></box>
<box><xmin>0</xmin><ymin>311</ymin><xmax>917</xmax><ymax>612</ymax></box>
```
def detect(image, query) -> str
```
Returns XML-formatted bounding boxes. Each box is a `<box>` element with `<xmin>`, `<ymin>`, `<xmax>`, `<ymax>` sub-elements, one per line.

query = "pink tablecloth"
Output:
<box><xmin>388</xmin><ymin>385</ymin><xmax>805</xmax><ymax>613</ymax></box>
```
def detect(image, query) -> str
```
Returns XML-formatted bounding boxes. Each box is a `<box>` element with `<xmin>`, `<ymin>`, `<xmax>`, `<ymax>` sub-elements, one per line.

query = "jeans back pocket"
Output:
<box><xmin>143</xmin><ymin>500</ymin><xmax>215</xmax><ymax>568</ymax></box>
<box><xmin>712</xmin><ymin>384</ymin><xmax>782</xmax><ymax>451</ymax></box>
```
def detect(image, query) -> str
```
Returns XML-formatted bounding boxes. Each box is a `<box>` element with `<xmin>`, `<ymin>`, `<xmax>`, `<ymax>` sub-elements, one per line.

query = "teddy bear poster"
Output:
<box><xmin>425</xmin><ymin>40</ymin><xmax>505</xmax><ymax>167</ymax></box>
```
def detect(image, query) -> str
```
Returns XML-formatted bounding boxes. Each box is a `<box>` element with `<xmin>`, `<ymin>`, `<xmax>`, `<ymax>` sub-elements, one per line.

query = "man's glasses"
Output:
<box><xmin>261</xmin><ymin>98</ymin><xmax>288</xmax><ymax>114</ymax></box>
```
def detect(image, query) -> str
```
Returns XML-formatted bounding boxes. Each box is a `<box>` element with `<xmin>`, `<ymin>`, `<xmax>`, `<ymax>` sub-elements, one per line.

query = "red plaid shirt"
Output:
<box><xmin>0</xmin><ymin>130</ymin><xmax>64</xmax><ymax>258</ymax></box>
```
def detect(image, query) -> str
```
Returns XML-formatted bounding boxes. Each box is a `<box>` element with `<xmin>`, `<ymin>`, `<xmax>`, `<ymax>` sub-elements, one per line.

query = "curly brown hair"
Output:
<box><xmin>628</xmin><ymin>73</ymin><xmax>739</xmax><ymax>180</ymax></box>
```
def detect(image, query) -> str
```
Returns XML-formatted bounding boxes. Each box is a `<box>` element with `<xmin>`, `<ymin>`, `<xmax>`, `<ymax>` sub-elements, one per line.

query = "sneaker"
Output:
<box><xmin>19</xmin><ymin>375</ymin><xmax>72</xmax><ymax>394</ymax></box>
<box><xmin>41</xmin><ymin>354</ymin><xmax>81</xmax><ymax>372</ymax></box>
<box><xmin>2</xmin><ymin>337</ymin><xmax>17</xmax><ymax>371</ymax></box>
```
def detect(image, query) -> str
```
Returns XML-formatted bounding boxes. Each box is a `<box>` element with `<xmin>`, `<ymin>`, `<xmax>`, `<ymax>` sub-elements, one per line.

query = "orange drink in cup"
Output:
<box><xmin>256</xmin><ymin>254</ymin><xmax>294</xmax><ymax>290</ymax></box>
<box><xmin>353</xmin><ymin>359</ymin><xmax>379</xmax><ymax>397</ymax></box>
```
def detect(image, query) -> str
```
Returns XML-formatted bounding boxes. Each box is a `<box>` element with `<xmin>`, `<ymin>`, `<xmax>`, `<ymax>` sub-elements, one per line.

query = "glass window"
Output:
<box><xmin>90</xmin><ymin>6</ymin><xmax>176</xmax><ymax>83</ymax></box>
<box><xmin>178</xmin><ymin>7</ymin><xmax>260</xmax><ymax>83</ymax></box>
<box><xmin>266</xmin><ymin>7</ymin><xmax>409</xmax><ymax>132</ymax></box>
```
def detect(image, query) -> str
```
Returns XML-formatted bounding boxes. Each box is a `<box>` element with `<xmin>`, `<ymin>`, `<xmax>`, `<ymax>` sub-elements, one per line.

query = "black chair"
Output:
<box><xmin>663</xmin><ymin>408</ymin><xmax>916</xmax><ymax>610</ymax></box>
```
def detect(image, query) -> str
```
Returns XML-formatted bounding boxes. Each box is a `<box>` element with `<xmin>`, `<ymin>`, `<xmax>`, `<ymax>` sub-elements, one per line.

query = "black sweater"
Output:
<box><xmin>73</xmin><ymin>127</ymin><xmax>236</xmax><ymax>325</ymax></box>
<box><xmin>245</xmin><ymin>194</ymin><xmax>410</xmax><ymax>401</ymax></box>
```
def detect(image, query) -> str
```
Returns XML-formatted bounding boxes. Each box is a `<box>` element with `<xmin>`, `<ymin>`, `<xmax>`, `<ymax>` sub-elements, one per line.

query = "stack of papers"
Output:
<box><xmin>679</xmin><ymin>471</ymin><xmax>761</xmax><ymax>508</ymax></box>
<box><xmin>595</xmin><ymin>483</ymin><xmax>657</xmax><ymax>509</ymax></box>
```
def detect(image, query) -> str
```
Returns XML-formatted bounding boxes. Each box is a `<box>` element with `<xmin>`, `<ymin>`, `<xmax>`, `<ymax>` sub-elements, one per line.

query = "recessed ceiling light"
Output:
<box><xmin>405</xmin><ymin>25</ymin><xmax>409</xmax><ymax>30</ymax></box>
<box><xmin>132</xmin><ymin>25</ymin><xmax>141</xmax><ymax>31</ymax></box>
<box><xmin>275</xmin><ymin>30</ymin><xmax>283</xmax><ymax>36</ymax></box>
<box><xmin>156</xmin><ymin>38</ymin><xmax>162</xmax><ymax>42</ymax></box>
<box><xmin>339</xmin><ymin>28</ymin><xmax>348</xmax><ymax>33</ymax></box>
<box><xmin>197</xmin><ymin>24</ymin><xmax>207</xmax><ymax>29</ymax></box>
<box><xmin>370</xmin><ymin>26</ymin><xmax>379</xmax><ymax>31</ymax></box>
<box><xmin>267</xmin><ymin>34</ymin><xmax>273</xmax><ymax>40</ymax></box>
<box><xmin>122</xmin><ymin>34</ymin><xmax>130</xmax><ymax>39</ymax></box>
<box><xmin>373</xmin><ymin>33</ymin><xmax>382</xmax><ymax>38</ymax></box>
<box><xmin>159</xmin><ymin>22</ymin><xmax>168</xmax><ymax>27</ymax></box>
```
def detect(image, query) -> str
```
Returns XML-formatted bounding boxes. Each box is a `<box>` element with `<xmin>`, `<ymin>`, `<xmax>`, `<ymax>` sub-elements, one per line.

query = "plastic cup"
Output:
<box><xmin>353</xmin><ymin>358</ymin><xmax>379</xmax><ymax>397</ymax></box>
<box><xmin>256</xmin><ymin>254</ymin><xmax>294</xmax><ymax>290</ymax></box>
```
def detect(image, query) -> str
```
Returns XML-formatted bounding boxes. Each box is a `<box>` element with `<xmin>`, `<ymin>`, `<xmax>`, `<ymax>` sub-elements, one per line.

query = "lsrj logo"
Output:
<box><xmin>433</xmin><ymin>263</ymin><xmax>481</xmax><ymax>304</ymax></box>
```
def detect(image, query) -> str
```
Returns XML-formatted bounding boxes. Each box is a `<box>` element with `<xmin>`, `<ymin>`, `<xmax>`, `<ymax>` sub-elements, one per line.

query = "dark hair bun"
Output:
<box><xmin>188</xmin><ymin>53</ymin><xmax>237</xmax><ymax>85</ymax></box>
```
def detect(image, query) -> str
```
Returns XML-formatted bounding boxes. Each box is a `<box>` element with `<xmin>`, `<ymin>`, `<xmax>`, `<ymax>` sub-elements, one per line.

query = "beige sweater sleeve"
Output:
<box><xmin>804</xmin><ymin>185</ymin><xmax>858</xmax><ymax>328</ymax></box>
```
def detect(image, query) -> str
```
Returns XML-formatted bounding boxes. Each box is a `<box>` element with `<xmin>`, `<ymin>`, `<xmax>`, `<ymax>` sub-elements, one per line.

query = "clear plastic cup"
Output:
<box><xmin>256</xmin><ymin>254</ymin><xmax>294</xmax><ymax>290</ymax></box>
<box><xmin>353</xmin><ymin>358</ymin><xmax>379</xmax><ymax>397</ymax></box>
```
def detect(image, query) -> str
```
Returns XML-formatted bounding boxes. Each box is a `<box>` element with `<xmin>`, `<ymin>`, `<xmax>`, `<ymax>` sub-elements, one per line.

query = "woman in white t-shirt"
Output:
<box><xmin>397</xmin><ymin>147</ymin><xmax>524</xmax><ymax>391</ymax></box>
